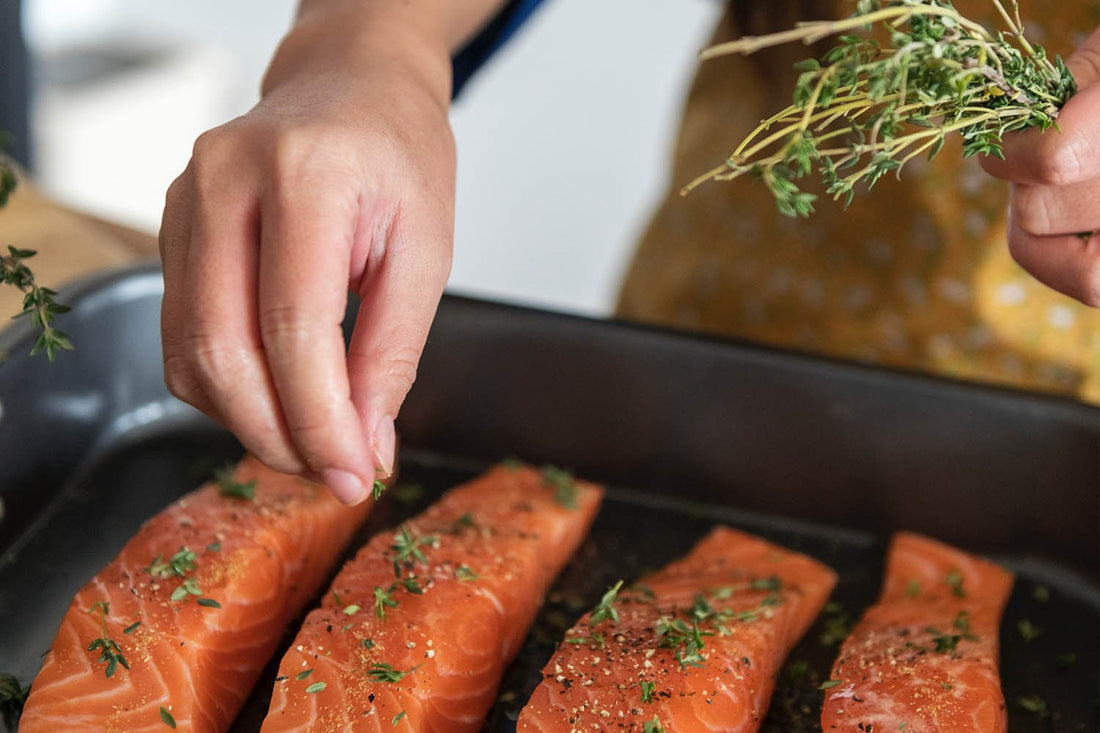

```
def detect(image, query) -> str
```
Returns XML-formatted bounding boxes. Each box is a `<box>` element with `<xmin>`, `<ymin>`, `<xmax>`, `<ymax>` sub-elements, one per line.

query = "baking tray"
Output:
<box><xmin>1</xmin><ymin>264</ymin><xmax>1097</xmax><ymax>731</ymax></box>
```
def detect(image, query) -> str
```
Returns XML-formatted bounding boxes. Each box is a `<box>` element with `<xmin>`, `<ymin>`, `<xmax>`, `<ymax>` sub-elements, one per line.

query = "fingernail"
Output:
<box><xmin>372</xmin><ymin>415</ymin><xmax>396</xmax><ymax>478</ymax></box>
<box><xmin>321</xmin><ymin>468</ymin><xmax>367</xmax><ymax>505</ymax></box>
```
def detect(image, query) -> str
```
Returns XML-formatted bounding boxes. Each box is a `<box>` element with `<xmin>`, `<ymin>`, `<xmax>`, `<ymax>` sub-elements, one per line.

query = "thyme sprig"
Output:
<box><xmin>685</xmin><ymin>0</ymin><xmax>1076</xmax><ymax>216</ymax></box>
<box><xmin>0</xmin><ymin>672</ymin><xmax>29</xmax><ymax>729</ymax></box>
<box><xmin>86</xmin><ymin>602</ymin><xmax>130</xmax><ymax>678</ymax></box>
<box><xmin>2</xmin><ymin>245</ymin><xmax>74</xmax><ymax>360</ymax></box>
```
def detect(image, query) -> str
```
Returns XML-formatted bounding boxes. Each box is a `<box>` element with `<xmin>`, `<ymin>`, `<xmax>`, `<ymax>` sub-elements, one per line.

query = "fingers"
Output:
<box><xmin>258</xmin><ymin>157</ymin><xmax>376</xmax><ymax>503</ymax></box>
<box><xmin>161</xmin><ymin>130</ymin><xmax>307</xmax><ymax>477</ymax></box>
<box><xmin>980</xmin><ymin>82</ymin><xmax>1100</xmax><ymax>186</ymax></box>
<box><xmin>347</xmin><ymin>196</ymin><xmax>452</xmax><ymax>479</ymax></box>
<box><xmin>1011</xmin><ymin>176</ymin><xmax>1100</xmax><ymax>236</ymax></box>
<box><xmin>978</xmin><ymin>28</ymin><xmax>1100</xmax><ymax>304</ymax></box>
<box><xmin>981</xmin><ymin>28</ymin><xmax>1100</xmax><ymax>186</ymax></box>
<box><xmin>1006</xmin><ymin>207</ymin><xmax>1100</xmax><ymax>306</ymax></box>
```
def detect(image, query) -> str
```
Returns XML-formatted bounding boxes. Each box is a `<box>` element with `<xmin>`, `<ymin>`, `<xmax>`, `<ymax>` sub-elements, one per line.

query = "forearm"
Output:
<box><xmin>264</xmin><ymin>0</ymin><xmax>511</xmax><ymax>103</ymax></box>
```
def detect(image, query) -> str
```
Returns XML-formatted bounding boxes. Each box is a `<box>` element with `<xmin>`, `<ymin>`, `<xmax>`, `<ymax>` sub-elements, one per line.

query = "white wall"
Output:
<box><xmin>26</xmin><ymin>0</ymin><xmax>720</xmax><ymax>316</ymax></box>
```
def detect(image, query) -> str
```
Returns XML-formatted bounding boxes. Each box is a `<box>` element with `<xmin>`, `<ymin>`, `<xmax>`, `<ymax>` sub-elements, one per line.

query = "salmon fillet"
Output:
<box><xmin>517</xmin><ymin>526</ymin><xmax>837</xmax><ymax>732</ymax></box>
<box><xmin>820</xmin><ymin>532</ymin><xmax>1014</xmax><ymax>732</ymax></box>
<box><xmin>259</xmin><ymin>463</ymin><xmax>603</xmax><ymax>732</ymax></box>
<box><xmin>19</xmin><ymin>457</ymin><xmax>372</xmax><ymax>733</ymax></box>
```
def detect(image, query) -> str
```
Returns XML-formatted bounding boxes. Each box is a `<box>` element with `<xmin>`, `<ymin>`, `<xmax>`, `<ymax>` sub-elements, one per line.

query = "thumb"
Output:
<box><xmin>346</xmin><ymin>206</ymin><xmax>453</xmax><ymax>479</ymax></box>
<box><xmin>1067</xmin><ymin>26</ymin><xmax>1100</xmax><ymax>88</ymax></box>
<box><xmin>980</xmin><ymin>26</ymin><xmax>1100</xmax><ymax>184</ymax></box>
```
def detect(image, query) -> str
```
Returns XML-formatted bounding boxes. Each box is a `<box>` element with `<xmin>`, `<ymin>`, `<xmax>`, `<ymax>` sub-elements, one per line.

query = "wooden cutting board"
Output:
<box><xmin>0</xmin><ymin>167</ymin><xmax>158</xmax><ymax>320</ymax></box>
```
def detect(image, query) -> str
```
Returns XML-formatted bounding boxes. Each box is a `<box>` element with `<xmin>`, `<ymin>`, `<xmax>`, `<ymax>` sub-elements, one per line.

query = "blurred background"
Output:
<box><xmin>17</xmin><ymin>0</ymin><xmax>722</xmax><ymax>314</ymax></box>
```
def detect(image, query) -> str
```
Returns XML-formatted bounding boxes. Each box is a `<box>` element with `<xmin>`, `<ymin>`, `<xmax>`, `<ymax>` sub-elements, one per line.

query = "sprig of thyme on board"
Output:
<box><xmin>0</xmin><ymin>156</ymin><xmax>73</xmax><ymax>359</ymax></box>
<box><xmin>684</xmin><ymin>0</ymin><xmax>1077</xmax><ymax>217</ymax></box>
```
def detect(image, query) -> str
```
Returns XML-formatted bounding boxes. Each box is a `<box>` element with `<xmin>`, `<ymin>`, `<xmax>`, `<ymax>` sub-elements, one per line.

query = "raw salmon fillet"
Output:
<box><xmin>821</xmin><ymin>532</ymin><xmax>1014</xmax><ymax>732</ymax></box>
<box><xmin>20</xmin><ymin>457</ymin><xmax>373</xmax><ymax>733</ymax></box>
<box><xmin>259</xmin><ymin>463</ymin><xmax>603</xmax><ymax>732</ymax></box>
<box><xmin>517</xmin><ymin>526</ymin><xmax>837</xmax><ymax>732</ymax></box>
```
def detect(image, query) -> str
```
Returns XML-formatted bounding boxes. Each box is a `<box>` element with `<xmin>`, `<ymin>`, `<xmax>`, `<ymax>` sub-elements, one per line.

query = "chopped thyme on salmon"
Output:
<box><xmin>821</xmin><ymin>532</ymin><xmax>1014</xmax><ymax>732</ymax></box>
<box><xmin>260</xmin><ymin>463</ymin><xmax>602</xmax><ymax>732</ymax></box>
<box><xmin>517</xmin><ymin>526</ymin><xmax>836</xmax><ymax>732</ymax></box>
<box><xmin>19</xmin><ymin>458</ymin><xmax>373</xmax><ymax>733</ymax></box>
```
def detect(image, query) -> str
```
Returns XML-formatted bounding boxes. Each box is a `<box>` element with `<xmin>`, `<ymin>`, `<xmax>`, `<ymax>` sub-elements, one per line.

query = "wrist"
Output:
<box><xmin>262</xmin><ymin>1</ymin><xmax>457</xmax><ymax>107</ymax></box>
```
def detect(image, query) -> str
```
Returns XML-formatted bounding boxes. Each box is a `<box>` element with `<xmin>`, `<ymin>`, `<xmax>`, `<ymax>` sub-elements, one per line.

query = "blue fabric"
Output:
<box><xmin>451</xmin><ymin>0</ymin><xmax>547</xmax><ymax>98</ymax></box>
<box><xmin>1</xmin><ymin>0</ymin><xmax>31</xmax><ymax>168</ymax></box>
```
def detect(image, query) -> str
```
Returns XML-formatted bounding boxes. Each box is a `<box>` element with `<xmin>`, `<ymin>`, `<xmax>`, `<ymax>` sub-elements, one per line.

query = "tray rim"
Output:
<box><xmin>2</xmin><ymin>262</ymin><xmax>1096</xmax><ymax>421</ymax></box>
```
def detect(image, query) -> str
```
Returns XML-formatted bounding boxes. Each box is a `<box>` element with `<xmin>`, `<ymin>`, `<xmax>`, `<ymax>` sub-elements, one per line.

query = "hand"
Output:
<box><xmin>159</xmin><ymin>5</ymin><xmax>456</xmax><ymax>504</ymax></box>
<box><xmin>980</xmin><ymin>28</ymin><xmax>1100</xmax><ymax>306</ymax></box>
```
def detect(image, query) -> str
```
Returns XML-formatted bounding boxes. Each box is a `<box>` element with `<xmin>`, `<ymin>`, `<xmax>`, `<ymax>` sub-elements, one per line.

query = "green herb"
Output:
<box><xmin>1</xmin><ymin>245</ymin><xmax>74</xmax><ymax>360</ymax></box>
<box><xmin>643</xmin><ymin>716</ymin><xmax>666</xmax><ymax>733</ymax></box>
<box><xmin>785</xmin><ymin>659</ymin><xmax>810</xmax><ymax>683</ymax></box>
<box><xmin>296</xmin><ymin>669</ymin><xmax>314</xmax><ymax>680</ymax></box>
<box><xmin>941</xmin><ymin>682</ymin><xmax>954</xmax><ymax>690</ymax></box>
<box><xmin>819</xmin><ymin>608</ymin><xmax>852</xmax><ymax>647</ymax></box>
<box><xmin>1056</xmin><ymin>651</ymin><xmax>1077</xmax><ymax>669</ymax></box>
<box><xmin>391</xmin><ymin>525</ymin><xmax>436</xmax><ymax>574</ymax></box>
<box><xmin>655</xmin><ymin>616</ymin><xmax>711</xmax><ymax>669</ymax></box>
<box><xmin>927</xmin><ymin>616</ymin><xmax>978</xmax><ymax>653</ymax></box>
<box><xmin>372</xmin><ymin>480</ymin><xmax>387</xmax><ymax>500</ymax></box>
<box><xmin>86</xmin><ymin>601</ymin><xmax>130</xmax><ymax>678</ymax></box>
<box><xmin>147</xmin><ymin>547</ymin><xmax>198</xmax><ymax>580</ymax></box>
<box><xmin>454</xmin><ymin>565</ymin><xmax>479</xmax><ymax>581</ymax></box>
<box><xmin>342</xmin><ymin>604</ymin><xmax>361</xmax><ymax>616</ymax></box>
<box><xmin>206</xmin><ymin>541</ymin><xmax>221</xmax><ymax>552</ymax></box>
<box><xmin>368</xmin><ymin>663</ymin><xmax>410</xmax><ymax>683</ymax></box>
<box><xmin>305</xmin><ymin>681</ymin><xmax>327</xmax><ymax>694</ymax></box>
<box><xmin>392</xmin><ymin>710</ymin><xmax>407</xmax><ymax>726</ymax></box>
<box><xmin>590</xmin><ymin>580</ymin><xmax>623</xmax><ymax>626</ymax></box>
<box><xmin>640</xmin><ymin>680</ymin><xmax>656</xmax><ymax>703</ymax></box>
<box><xmin>170</xmin><ymin>577</ymin><xmax>203</xmax><ymax>603</ymax></box>
<box><xmin>390</xmin><ymin>484</ymin><xmax>423</xmax><ymax>505</ymax></box>
<box><xmin>341</xmin><ymin>623</ymin><xmax>353</xmax><ymax>632</ymax></box>
<box><xmin>196</xmin><ymin>598</ymin><xmax>221</xmax><ymax>608</ymax></box>
<box><xmin>451</xmin><ymin>513</ymin><xmax>477</xmax><ymax>531</ymax></box>
<box><xmin>819</xmin><ymin>679</ymin><xmax>842</xmax><ymax>690</ymax></box>
<box><xmin>691</xmin><ymin>593</ymin><xmax>716</xmax><ymax>620</ymax></box>
<box><xmin>945</xmin><ymin>570</ymin><xmax>967</xmax><ymax>598</ymax></box>
<box><xmin>1016</xmin><ymin>695</ymin><xmax>1047</xmax><ymax>714</ymax></box>
<box><xmin>684</xmin><ymin>0</ymin><xmax>1077</xmax><ymax>217</ymax></box>
<box><xmin>900</xmin><ymin>723</ymin><xmax>908</xmax><ymax>730</ymax></box>
<box><xmin>159</xmin><ymin>706</ymin><xmax>177</xmax><ymax>729</ymax></box>
<box><xmin>123</xmin><ymin>621</ymin><xmax>142</xmax><ymax>634</ymax></box>
<box><xmin>374</xmin><ymin>586</ymin><xmax>399</xmax><ymax>619</ymax></box>
<box><xmin>904</xmin><ymin>579</ymin><xmax>920</xmax><ymax>599</ymax></box>
<box><xmin>396</xmin><ymin>576</ymin><xmax>425</xmax><ymax>594</ymax></box>
<box><xmin>540</xmin><ymin>465</ymin><xmax>578</xmax><ymax>509</ymax></box>
<box><xmin>1016</xmin><ymin>618</ymin><xmax>1042</xmax><ymax>642</ymax></box>
<box><xmin>564</xmin><ymin>631</ymin><xmax>606</xmax><ymax>649</ymax></box>
<box><xmin>1031</xmin><ymin>584</ymin><xmax>1050</xmax><ymax>603</ymax></box>
<box><xmin>0</xmin><ymin>673</ymin><xmax>29</xmax><ymax>730</ymax></box>
<box><xmin>361</xmin><ymin>638</ymin><xmax>375</xmax><ymax>649</ymax></box>
<box><xmin>750</xmin><ymin>575</ymin><xmax>782</xmax><ymax>591</ymax></box>
<box><xmin>87</xmin><ymin>636</ymin><xmax>130</xmax><ymax>678</ymax></box>
<box><xmin>214</xmin><ymin>467</ymin><xmax>256</xmax><ymax>501</ymax></box>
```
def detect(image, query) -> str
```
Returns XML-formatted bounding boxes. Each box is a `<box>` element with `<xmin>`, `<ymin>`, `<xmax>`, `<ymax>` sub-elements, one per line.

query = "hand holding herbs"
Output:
<box><xmin>688</xmin><ymin>0</ymin><xmax>1100</xmax><ymax>304</ymax></box>
<box><xmin>686</xmin><ymin>0</ymin><xmax>1075</xmax><ymax>212</ymax></box>
<box><xmin>980</xmin><ymin>26</ymin><xmax>1100</xmax><ymax>306</ymax></box>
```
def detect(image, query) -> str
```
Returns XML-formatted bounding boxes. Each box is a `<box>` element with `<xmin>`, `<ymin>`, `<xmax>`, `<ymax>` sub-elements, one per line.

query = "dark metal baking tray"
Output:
<box><xmin>1</xmin><ymin>264</ymin><xmax>1097</xmax><ymax>731</ymax></box>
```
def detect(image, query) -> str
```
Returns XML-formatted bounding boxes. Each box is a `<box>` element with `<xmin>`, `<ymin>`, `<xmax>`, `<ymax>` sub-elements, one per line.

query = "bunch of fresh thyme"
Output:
<box><xmin>0</xmin><ymin>156</ymin><xmax>73</xmax><ymax>360</ymax></box>
<box><xmin>684</xmin><ymin>0</ymin><xmax>1077</xmax><ymax>217</ymax></box>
